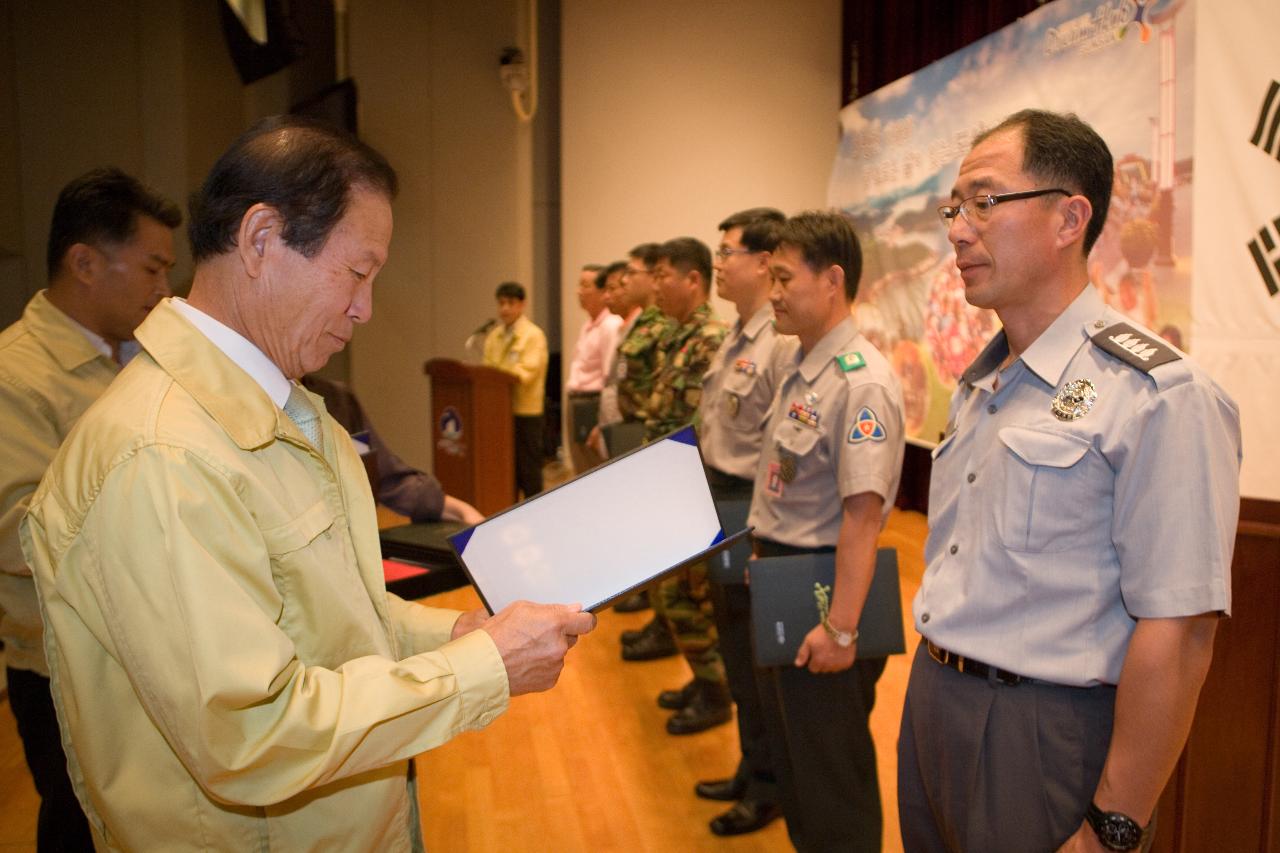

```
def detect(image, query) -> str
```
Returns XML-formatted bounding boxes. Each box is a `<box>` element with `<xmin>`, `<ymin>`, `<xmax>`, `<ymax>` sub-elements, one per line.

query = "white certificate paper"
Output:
<box><xmin>449</xmin><ymin>426</ymin><xmax>747</xmax><ymax>613</ymax></box>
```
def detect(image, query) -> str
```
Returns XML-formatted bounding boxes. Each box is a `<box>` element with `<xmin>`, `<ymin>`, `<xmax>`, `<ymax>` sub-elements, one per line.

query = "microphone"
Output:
<box><xmin>471</xmin><ymin>318</ymin><xmax>497</xmax><ymax>337</ymax></box>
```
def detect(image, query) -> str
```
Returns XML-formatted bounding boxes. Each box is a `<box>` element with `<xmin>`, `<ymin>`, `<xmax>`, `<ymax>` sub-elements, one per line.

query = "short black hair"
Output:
<box><xmin>776</xmin><ymin>211</ymin><xmax>863</xmax><ymax>302</ymax></box>
<box><xmin>580</xmin><ymin>263</ymin><xmax>604</xmax><ymax>287</ymax></box>
<box><xmin>718</xmin><ymin>207</ymin><xmax>785</xmax><ymax>253</ymax></box>
<box><xmin>188</xmin><ymin>115</ymin><xmax>398</xmax><ymax>263</ymax></box>
<box><xmin>655</xmin><ymin>237</ymin><xmax>712</xmax><ymax>293</ymax></box>
<box><xmin>628</xmin><ymin>242</ymin><xmax>661</xmax><ymax>267</ymax></box>
<box><xmin>974</xmin><ymin>109</ymin><xmax>1113</xmax><ymax>255</ymax></box>
<box><xmin>496</xmin><ymin>281</ymin><xmax>526</xmax><ymax>301</ymax></box>
<box><xmin>46</xmin><ymin>168</ymin><xmax>182</xmax><ymax>278</ymax></box>
<box><xmin>596</xmin><ymin>260</ymin><xmax>626</xmax><ymax>289</ymax></box>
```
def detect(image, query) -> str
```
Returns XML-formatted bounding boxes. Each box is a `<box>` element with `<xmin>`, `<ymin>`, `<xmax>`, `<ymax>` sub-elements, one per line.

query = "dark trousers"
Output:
<box><xmin>898</xmin><ymin>641</ymin><xmax>1117</xmax><ymax>853</ymax></box>
<box><xmin>513</xmin><ymin>414</ymin><xmax>544</xmax><ymax>497</ymax></box>
<box><xmin>706</xmin><ymin>468</ymin><xmax>777</xmax><ymax>803</ymax></box>
<box><xmin>752</xmin><ymin>539</ymin><xmax>885</xmax><ymax>853</ymax></box>
<box><xmin>7</xmin><ymin>667</ymin><xmax>94</xmax><ymax>852</ymax></box>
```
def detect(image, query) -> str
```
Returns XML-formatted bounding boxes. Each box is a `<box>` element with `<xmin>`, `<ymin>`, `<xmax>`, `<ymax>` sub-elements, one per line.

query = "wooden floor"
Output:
<box><xmin>0</xmin><ymin>510</ymin><xmax>928</xmax><ymax>852</ymax></box>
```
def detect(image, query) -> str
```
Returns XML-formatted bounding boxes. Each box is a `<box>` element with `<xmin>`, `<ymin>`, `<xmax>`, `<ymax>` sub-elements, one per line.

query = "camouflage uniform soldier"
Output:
<box><xmin>631</xmin><ymin>237</ymin><xmax>732</xmax><ymax>736</ymax></box>
<box><xmin>616</xmin><ymin>303</ymin><xmax>673</xmax><ymax>423</ymax></box>
<box><xmin>643</xmin><ymin>302</ymin><xmax>726</xmax><ymax>439</ymax></box>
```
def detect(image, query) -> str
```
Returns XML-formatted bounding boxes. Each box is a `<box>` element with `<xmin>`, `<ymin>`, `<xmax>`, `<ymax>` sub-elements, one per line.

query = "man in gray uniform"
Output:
<box><xmin>684</xmin><ymin>207</ymin><xmax>785</xmax><ymax>836</ymax></box>
<box><xmin>899</xmin><ymin>109</ymin><xmax>1241</xmax><ymax>852</ymax></box>
<box><xmin>747</xmin><ymin>211</ymin><xmax>905</xmax><ymax>852</ymax></box>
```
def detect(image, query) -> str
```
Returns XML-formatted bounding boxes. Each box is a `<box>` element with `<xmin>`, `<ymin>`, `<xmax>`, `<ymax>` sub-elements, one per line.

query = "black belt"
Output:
<box><xmin>926</xmin><ymin>640</ymin><xmax>1027</xmax><ymax>686</ymax></box>
<box><xmin>567</xmin><ymin>390</ymin><xmax>601</xmax><ymax>399</ymax></box>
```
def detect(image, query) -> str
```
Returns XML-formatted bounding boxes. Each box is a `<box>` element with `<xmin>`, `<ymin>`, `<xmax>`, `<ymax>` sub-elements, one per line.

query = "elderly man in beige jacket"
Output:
<box><xmin>21</xmin><ymin>116</ymin><xmax>593</xmax><ymax>852</ymax></box>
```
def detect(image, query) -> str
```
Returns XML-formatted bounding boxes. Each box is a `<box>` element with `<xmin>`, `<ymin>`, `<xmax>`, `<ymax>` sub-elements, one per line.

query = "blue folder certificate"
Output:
<box><xmin>449</xmin><ymin>426</ymin><xmax>749</xmax><ymax>614</ymax></box>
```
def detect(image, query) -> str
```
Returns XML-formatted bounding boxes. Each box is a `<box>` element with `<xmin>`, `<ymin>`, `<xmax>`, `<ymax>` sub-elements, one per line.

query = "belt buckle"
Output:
<box><xmin>928</xmin><ymin>641</ymin><xmax>950</xmax><ymax>666</ymax></box>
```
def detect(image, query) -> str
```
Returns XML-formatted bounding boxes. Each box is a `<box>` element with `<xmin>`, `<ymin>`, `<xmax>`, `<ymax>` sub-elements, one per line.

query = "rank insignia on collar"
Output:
<box><xmin>848</xmin><ymin>407</ymin><xmax>887</xmax><ymax>443</ymax></box>
<box><xmin>1051</xmin><ymin>378</ymin><xmax>1097</xmax><ymax>421</ymax></box>
<box><xmin>734</xmin><ymin>358</ymin><xmax>757</xmax><ymax>376</ymax></box>
<box><xmin>787</xmin><ymin>401</ymin><xmax>821</xmax><ymax>429</ymax></box>
<box><xmin>837</xmin><ymin>352</ymin><xmax>866</xmax><ymax>372</ymax></box>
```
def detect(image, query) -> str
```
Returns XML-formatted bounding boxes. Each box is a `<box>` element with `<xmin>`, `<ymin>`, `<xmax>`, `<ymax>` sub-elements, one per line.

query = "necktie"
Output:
<box><xmin>284</xmin><ymin>385</ymin><xmax>324</xmax><ymax>453</ymax></box>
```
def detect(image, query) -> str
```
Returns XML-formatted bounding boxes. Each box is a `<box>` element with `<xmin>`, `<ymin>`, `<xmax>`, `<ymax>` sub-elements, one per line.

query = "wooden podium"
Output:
<box><xmin>423</xmin><ymin>359</ymin><xmax>516</xmax><ymax>516</ymax></box>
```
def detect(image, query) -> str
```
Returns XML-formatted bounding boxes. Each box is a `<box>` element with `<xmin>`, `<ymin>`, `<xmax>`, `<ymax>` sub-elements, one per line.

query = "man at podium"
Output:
<box><xmin>482</xmin><ymin>281</ymin><xmax>549</xmax><ymax>497</ymax></box>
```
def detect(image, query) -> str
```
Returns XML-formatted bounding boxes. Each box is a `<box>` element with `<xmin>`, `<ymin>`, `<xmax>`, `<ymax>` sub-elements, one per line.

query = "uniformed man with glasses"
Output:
<box><xmin>899</xmin><ymin>109</ymin><xmax>1241</xmax><ymax>853</ymax></box>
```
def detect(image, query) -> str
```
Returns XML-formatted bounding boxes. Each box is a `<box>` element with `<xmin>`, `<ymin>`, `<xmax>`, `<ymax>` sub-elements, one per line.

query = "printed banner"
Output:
<box><xmin>829</xmin><ymin>0</ymin><xmax>1196</xmax><ymax>445</ymax></box>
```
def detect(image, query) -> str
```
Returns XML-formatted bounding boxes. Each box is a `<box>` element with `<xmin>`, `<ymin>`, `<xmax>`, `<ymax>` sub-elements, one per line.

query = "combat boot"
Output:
<box><xmin>666</xmin><ymin>679</ymin><xmax>732</xmax><ymax>734</ymax></box>
<box><xmin>621</xmin><ymin>618</ymin><xmax>677</xmax><ymax>660</ymax></box>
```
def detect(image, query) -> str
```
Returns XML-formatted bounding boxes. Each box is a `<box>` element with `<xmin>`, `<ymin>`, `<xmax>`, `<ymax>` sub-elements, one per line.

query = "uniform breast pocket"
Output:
<box><xmin>994</xmin><ymin>426</ymin><xmax>1098</xmax><ymax>553</ymax></box>
<box><xmin>773</xmin><ymin>421</ymin><xmax>825</xmax><ymax>487</ymax></box>
<box><xmin>722</xmin><ymin>371</ymin><xmax>761</xmax><ymax>428</ymax></box>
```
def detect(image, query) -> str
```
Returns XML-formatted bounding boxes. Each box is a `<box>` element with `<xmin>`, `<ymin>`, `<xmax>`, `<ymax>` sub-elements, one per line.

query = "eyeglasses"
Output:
<box><xmin>715</xmin><ymin>247</ymin><xmax>755</xmax><ymax>260</ymax></box>
<box><xmin>937</xmin><ymin>188</ymin><xmax>1070</xmax><ymax>226</ymax></box>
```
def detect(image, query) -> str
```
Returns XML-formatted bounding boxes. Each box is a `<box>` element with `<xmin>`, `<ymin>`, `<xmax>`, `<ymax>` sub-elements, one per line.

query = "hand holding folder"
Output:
<box><xmin>749</xmin><ymin>548</ymin><xmax>906</xmax><ymax>668</ymax></box>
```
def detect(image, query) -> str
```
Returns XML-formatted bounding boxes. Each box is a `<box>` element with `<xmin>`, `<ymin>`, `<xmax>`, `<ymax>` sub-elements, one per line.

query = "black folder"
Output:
<box><xmin>708</xmin><ymin>498</ymin><xmax>752</xmax><ymax>585</ymax></box>
<box><xmin>749</xmin><ymin>548</ymin><xmax>906</xmax><ymax>667</ymax></box>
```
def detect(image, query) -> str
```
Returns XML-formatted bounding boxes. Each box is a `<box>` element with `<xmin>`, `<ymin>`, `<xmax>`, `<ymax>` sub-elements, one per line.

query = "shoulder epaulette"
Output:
<box><xmin>1090</xmin><ymin>322</ymin><xmax>1180</xmax><ymax>374</ymax></box>
<box><xmin>836</xmin><ymin>351</ymin><xmax>866</xmax><ymax>372</ymax></box>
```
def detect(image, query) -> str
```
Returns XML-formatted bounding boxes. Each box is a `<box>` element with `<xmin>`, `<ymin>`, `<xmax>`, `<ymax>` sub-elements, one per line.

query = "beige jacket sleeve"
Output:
<box><xmin>52</xmin><ymin>444</ymin><xmax>508</xmax><ymax>807</ymax></box>
<box><xmin>0</xmin><ymin>376</ymin><xmax>56</xmax><ymax>575</ymax></box>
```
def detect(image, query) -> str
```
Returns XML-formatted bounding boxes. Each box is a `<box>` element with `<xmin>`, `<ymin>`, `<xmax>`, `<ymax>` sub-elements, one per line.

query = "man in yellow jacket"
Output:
<box><xmin>21</xmin><ymin>116</ymin><xmax>593</xmax><ymax>852</ymax></box>
<box><xmin>0</xmin><ymin>167</ymin><xmax>181</xmax><ymax>851</ymax></box>
<box><xmin>482</xmin><ymin>281</ymin><xmax>548</xmax><ymax>497</ymax></box>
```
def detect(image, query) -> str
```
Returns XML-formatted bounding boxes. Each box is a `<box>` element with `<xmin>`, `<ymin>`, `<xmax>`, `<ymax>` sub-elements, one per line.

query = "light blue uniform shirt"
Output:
<box><xmin>698</xmin><ymin>304</ymin><xmax>787</xmax><ymax>479</ymax></box>
<box><xmin>915</xmin><ymin>286</ymin><xmax>1240</xmax><ymax>687</ymax></box>
<box><xmin>749</xmin><ymin>317</ymin><xmax>904</xmax><ymax>548</ymax></box>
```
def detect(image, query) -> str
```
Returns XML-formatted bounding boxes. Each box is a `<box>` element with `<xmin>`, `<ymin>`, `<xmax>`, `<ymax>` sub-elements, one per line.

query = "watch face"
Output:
<box><xmin>1098</xmin><ymin>813</ymin><xmax>1143</xmax><ymax>850</ymax></box>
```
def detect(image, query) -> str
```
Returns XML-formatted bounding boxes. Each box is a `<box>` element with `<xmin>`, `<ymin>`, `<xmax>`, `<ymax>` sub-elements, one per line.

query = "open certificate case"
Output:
<box><xmin>449</xmin><ymin>425</ymin><xmax>751</xmax><ymax>614</ymax></box>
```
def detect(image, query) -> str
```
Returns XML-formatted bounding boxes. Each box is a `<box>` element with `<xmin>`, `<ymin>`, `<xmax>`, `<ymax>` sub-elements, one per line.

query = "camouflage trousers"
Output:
<box><xmin>652</xmin><ymin>559</ymin><xmax>726</xmax><ymax>684</ymax></box>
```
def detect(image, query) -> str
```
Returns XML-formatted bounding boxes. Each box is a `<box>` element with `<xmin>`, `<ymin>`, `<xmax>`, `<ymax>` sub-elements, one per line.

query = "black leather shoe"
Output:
<box><xmin>666</xmin><ymin>680</ymin><xmax>732</xmax><ymax>734</ymax></box>
<box><xmin>620</xmin><ymin>615</ymin><xmax>662</xmax><ymax>645</ymax></box>
<box><xmin>621</xmin><ymin>622</ymin><xmax>677</xmax><ymax>661</ymax></box>
<box><xmin>657</xmin><ymin>679</ymin><xmax>696</xmax><ymax>710</ymax></box>
<box><xmin>709</xmin><ymin>800</ymin><xmax>782</xmax><ymax>836</ymax></box>
<box><xmin>694</xmin><ymin>776</ymin><xmax>746</xmax><ymax>801</ymax></box>
<box><xmin>614</xmin><ymin>590</ymin><xmax>650</xmax><ymax>612</ymax></box>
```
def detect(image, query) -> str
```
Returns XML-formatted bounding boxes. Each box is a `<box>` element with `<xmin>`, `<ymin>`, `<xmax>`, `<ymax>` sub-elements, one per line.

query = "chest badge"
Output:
<box><xmin>733</xmin><ymin>358</ymin><xmax>757</xmax><ymax>376</ymax></box>
<box><xmin>778</xmin><ymin>449</ymin><xmax>798</xmax><ymax>483</ymax></box>
<box><xmin>1051</xmin><ymin>378</ymin><xmax>1097</xmax><ymax>421</ymax></box>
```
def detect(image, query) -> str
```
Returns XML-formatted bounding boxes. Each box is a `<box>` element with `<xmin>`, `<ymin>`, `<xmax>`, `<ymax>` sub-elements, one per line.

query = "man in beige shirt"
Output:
<box><xmin>0</xmin><ymin>167</ymin><xmax>181</xmax><ymax>851</ymax></box>
<box><xmin>482</xmin><ymin>281</ymin><xmax>549</xmax><ymax>497</ymax></box>
<box><xmin>21</xmin><ymin>116</ymin><xmax>593</xmax><ymax>852</ymax></box>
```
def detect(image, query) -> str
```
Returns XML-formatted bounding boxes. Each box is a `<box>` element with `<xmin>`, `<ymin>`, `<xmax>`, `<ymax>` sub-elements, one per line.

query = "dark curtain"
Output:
<box><xmin>842</xmin><ymin>0</ymin><xmax>1045</xmax><ymax>106</ymax></box>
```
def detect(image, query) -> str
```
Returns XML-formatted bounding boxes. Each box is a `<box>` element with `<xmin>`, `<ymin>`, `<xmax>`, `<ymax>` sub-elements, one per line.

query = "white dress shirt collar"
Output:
<box><xmin>170</xmin><ymin>298</ymin><xmax>293</xmax><ymax>407</ymax></box>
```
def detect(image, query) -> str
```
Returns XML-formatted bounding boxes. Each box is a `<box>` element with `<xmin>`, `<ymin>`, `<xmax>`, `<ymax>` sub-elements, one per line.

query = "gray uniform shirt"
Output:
<box><xmin>915</xmin><ymin>286</ymin><xmax>1240</xmax><ymax>687</ymax></box>
<box><xmin>698</xmin><ymin>304</ymin><xmax>788</xmax><ymax>479</ymax></box>
<box><xmin>748</xmin><ymin>317</ymin><xmax>905</xmax><ymax>548</ymax></box>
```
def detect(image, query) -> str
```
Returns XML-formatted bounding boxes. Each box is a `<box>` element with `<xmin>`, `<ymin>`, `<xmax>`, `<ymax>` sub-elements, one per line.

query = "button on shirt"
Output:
<box><xmin>699</xmin><ymin>305</ymin><xmax>787</xmax><ymax>480</ymax></box>
<box><xmin>914</xmin><ymin>286</ymin><xmax>1240</xmax><ymax>687</ymax></box>
<box><xmin>748</xmin><ymin>317</ymin><xmax>905</xmax><ymax>548</ymax></box>
<box><xmin>566</xmin><ymin>308</ymin><xmax>623</xmax><ymax>393</ymax></box>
